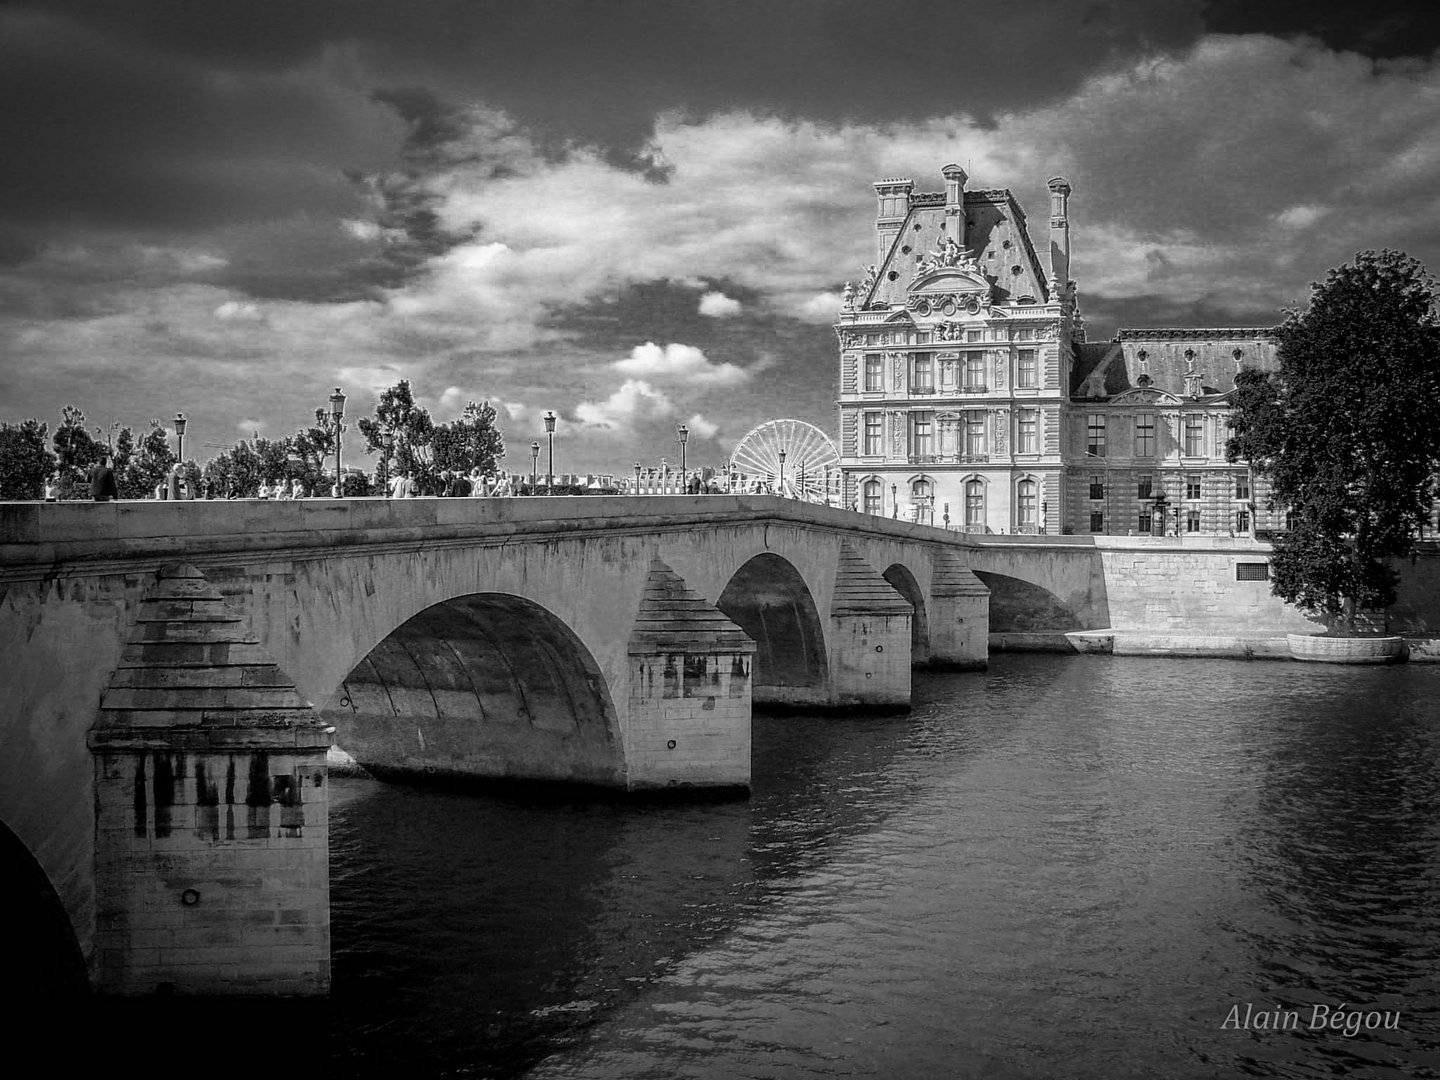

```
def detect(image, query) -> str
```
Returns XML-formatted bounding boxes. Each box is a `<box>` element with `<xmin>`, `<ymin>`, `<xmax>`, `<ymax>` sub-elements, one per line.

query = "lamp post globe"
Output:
<box><xmin>634</xmin><ymin>461</ymin><xmax>642</xmax><ymax>494</ymax></box>
<box><xmin>174</xmin><ymin>412</ymin><xmax>188</xmax><ymax>464</ymax></box>
<box><xmin>677</xmin><ymin>424</ymin><xmax>689</xmax><ymax>491</ymax></box>
<box><xmin>543</xmin><ymin>411</ymin><xmax>557</xmax><ymax>495</ymax></box>
<box><xmin>778</xmin><ymin>447</ymin><xmax>787</xmax><ymax>496</ymax></box>
<box><xmin>530</xmin><ymin>440</ymin><xmax>541</xmax><ymax>494</ymax></box>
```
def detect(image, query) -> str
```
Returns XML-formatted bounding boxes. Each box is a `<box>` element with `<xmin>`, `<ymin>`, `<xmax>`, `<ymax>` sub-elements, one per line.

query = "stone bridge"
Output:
<box><xmin>0</xmin><ymin>495</ymin><xmax>990</xmax><ymax>998</ymax></box>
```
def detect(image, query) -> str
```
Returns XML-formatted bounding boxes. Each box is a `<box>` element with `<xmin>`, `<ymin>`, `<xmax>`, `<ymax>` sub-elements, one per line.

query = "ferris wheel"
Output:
<box><xmin>730</xmin><ymin>419</ymin><xmax>840</xmax><ymax>502</ymax></box>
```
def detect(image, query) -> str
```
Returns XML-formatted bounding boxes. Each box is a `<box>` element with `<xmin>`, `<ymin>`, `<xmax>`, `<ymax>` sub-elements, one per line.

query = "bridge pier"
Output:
<box><xmin>88</xmin><ymin>565</ymin><xmax>330</xmax><ymax>996</ymax></box>
<box><xmin>827</xmin><ymin>545</ymin><xmax>913</xmax><ymax>709</ymax></box>
<box><xmin>625</xmin><ymin>560</ymin><xmax>756</xmax><ymax>791</ymax></box>
<box><xmin>923</xmin><ymin>549</ymin><xmax>991</xmax><ymax>670</ymax></box>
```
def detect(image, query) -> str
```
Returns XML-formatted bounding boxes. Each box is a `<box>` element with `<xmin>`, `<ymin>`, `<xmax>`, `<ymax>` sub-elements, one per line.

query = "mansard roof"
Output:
<box><xmin>861</xmin><ymin>188</ymin><xmax>1050</xmax><ymax>310</ymax></box>
<box><xmin>1072</xmin><ymin>327</ymin><xmax>1280</xmax><ymax>402</ymax></box>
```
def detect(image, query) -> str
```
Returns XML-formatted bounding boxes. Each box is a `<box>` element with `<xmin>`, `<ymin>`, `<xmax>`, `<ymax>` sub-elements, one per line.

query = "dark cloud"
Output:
<box><xmin>1202</xmin><ymin>0</ymin><xmax>1440</xmax><ymax>58</ymax></box>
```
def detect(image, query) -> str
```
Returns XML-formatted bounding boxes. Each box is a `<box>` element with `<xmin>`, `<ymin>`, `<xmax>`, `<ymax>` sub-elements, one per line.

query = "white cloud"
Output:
<box><xmin>236</xmin><ymin>418</ymin><xmax>264</xmax><ymax>436</ymax></box>
<box><xmin>214</xmin><ymin>300</ymin><xmax>264</xmax><ymax>321</ymax></box>
<box><xmin>698</xmin><ymin>290</ymin><xmax>742</xmax><ymax>317</ymax></box>
<box><xmin>613</xmin><ymin>342</ymin><xmax>748</xmax><ymax>385</ymax></box>
<box><xmin>685</xmin><ymin>413</ymin><xmax>719</xmax><ymax>440</ymax></box>
<box><xmin>793</xmin><ymin>291</ymin><xmax>843</xmax><ymax>323</ymax></box>
<box><xmin>574</xmin><ymin>379</ymin><xmax>673</xmax><ymax>431</ymax></box>
<box><xmin>437</xmin><ymin>386</ymin><xmax>468</xmax><ymax>412</ymax></box>
<box><xmin>1275</xmin><ymin>204</ymin><xmax>1328</xmax><ymax>230</ymax></box>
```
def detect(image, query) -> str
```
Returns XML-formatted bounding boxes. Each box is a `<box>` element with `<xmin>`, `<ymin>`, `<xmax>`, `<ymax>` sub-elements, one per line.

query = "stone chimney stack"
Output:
<box><xmin>873</xmin><ymin>178</ymin><xmax>914</xmax><ymax>261</ymax></box>
<box><xmin>942</xmin><ymin>163</ymin><xmax>968</xmax><ymax>250</ymax></box>
<box><xmin>1047</xmin><ymin>175</ymin><xmax>1073</xmax><ymax>289</ymax></box>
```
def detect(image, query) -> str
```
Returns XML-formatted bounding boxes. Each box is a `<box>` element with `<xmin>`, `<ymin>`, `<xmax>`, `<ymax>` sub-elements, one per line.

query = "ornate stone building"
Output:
<box><xmin>835</xmin><ymin>165</ymin><xmax>1281</xmax><ymax>535</ymax></box>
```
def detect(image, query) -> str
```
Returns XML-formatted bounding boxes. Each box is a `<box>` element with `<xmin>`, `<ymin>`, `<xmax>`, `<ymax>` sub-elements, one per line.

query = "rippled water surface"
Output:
<box><xmin>328</xmin><ymin>655</ymin><xmax>1440</xmax><ymax>1078</ymax></box>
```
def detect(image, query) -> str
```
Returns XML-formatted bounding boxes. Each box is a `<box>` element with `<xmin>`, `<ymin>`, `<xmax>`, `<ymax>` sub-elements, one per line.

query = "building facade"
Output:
<box><xmin>835</xmin><ymin>166</ymin><xmax>1280</xmax><ymax>535</ymax></box>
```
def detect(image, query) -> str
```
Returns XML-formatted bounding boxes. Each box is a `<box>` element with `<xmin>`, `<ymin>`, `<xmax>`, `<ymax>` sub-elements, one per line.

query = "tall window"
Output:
<box><xmin>1017</xmin><ymin>479</ymin><xmax>1037</xmax><ymax>530</ymax></box>
<box><xmin>863</xmin><ymin>411</ymin><xmax>883</xmax><ymax>455</ymax></box>
<box><xmin>1186</xmin><ymin>509</ymin><xmax>1202</xmax><ymax>533</ymax></box>
<box><xmin>1185</xmin><ymin>478</ymin><xmax>1202</xmax><ymax>500</ymax></box>
<box><xmin>1089</xmin><ymin>475</ymin><xmax>1104</xmax><ymax>500</ymax></box>
<box><xmin>1138</xmin><ymin>510</ymin><xmax>1152</xmax><ymax>534</ymax></box>
<box><xmin>1236</xmin><ymin>509</ymin><xmax>1250</xmax><ymax>532</ymax></box>
<box><xmin>964</xmin><ymin>411</ymin><xmax>986</xmax><ymax>458</ymax></box>
<box><xmin>1018</xmin><ymin>409</ymin><xmax>1038</xmax><ymax>454</ymax></box>
<box><xmin>1090</xmin><ymin>511</ymin><xmax>1105</xmax><ymax>533</ymax></box>
<box><xmin>965</xmin><ymin>479</ymin><xmax>985</xmax><ymax>529</ymax></box>
<box><xmin>1235</xmin><ymin>474</ymin><xmax>1251</xmax><ymax>500</ymax></box>
<box><xmin>1137</xmin><ymin>474</ymin><xmax>1153</xmax><ymax>499</ymax></box>
<box><xmin>1134</xmin><ymin>413</ymin><xmax>1155</xmax><ymax>457</ymax></box>
<box><xmin>911</xmin><ymin>353</ymin><xmax>934</xmax><ymax>392</ymax></box>
<box><xmin>864</xmin><ymin>355</ymin><xmax>883</xmax><ymax>392</ymax></box>
<box><xmin>910</xmin><ymin>411</ymin><xmax>934</xmax><ymax>458</ymax></box>
<box><xmin>1184</xmin><ymin>415</ymin><xmax>1204</xmax><ymax>456</ymax></box>
<box><xmin>863</xmin><ymin>480</ymin><xmax>883</xmax><ymax>516</ymax></box>
<box><xmin>1017</xmin><ymin>349</ymin><xmax>1038</xmax><ymax>388</ymax></box>
<box><xmin>1087</xmin><ymin>414</ymin><xmax>1107</xmax><ymax>457</ymax></box>
<box><xmin>912</xmin><ymin>478</ymin><xmax>933</xmax><ymax>523</ymax></box>
<box><xmin>964</xmin><ymin>353</ymin><xmax>985</xmax><ymax>390</ymax></box>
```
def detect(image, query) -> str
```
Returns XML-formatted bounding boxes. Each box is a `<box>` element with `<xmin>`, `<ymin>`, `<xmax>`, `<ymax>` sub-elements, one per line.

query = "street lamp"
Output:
<box><xmin>174</xmin><ymin>412</ymin><xmax>188</xmax><ymax>463</ymax></box>
<box><xmin>634</xmin><ymin>461</ymin><xmax>642</xmax><ymax>494</ymax></box>
<box><xmin>1041</xmin><ymin>500</ymin><xmax>1048</xmax><ymax>535</ymax></box>
<box><xmin>778</xmin><ymin>447</ymin><xmax>787</xmax><ymax>496</ymax></box>
<box><xmin>328</xmin><ymin>387</ymin><xmax>346</xmax><ymax>497</ymax></box>
<box><xmin>891</xmin><ymin>482</ymin><xmax>898</xmax><ymax>518</ymax></box>
<box><xmin>530</xmin><ymin>440</ymin><xmax>540</xmax><ymax>494</ymax></box>
<box><xmin>677</xmin><ymin>424</ymin><xmax>689</xmax><ymax>492</ymax></box>
<box><xmin>543</xmin><ymin>410</ymin><xmax>557</xmax><ymax>495</ymax></box>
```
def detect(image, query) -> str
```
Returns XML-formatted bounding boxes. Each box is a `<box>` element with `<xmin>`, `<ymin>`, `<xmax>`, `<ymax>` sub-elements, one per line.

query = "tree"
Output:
<box><xmin>120</xmin><ymin>421</ymin><xmax>176</xmax><ymax>498</ymax></box>
<box><xmin>0</xmin><ymin>419</ymin><xmax>55</xmax><ymax>500</ymax></box>
<box><xmin>1227</xmin><ymin>250</ymin><xmax>1440</xmax><ymax>632</ymax></box>
<box><xmin>357</xmin><ymin>380</ymin><xmax>435</xmax><ymax>490</ymax></box>
<box><xmin>432</xmin><ymin>400</ymin><xmax>505</xmax><ymax>476</ymax></box>
<box><xmin>52</xmin><ymin>405</ymin><xmax>105</xmax><ymax>499</ymax></box>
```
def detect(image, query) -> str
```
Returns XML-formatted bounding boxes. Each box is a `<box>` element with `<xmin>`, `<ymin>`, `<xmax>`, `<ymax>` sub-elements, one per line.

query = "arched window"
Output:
<box><xmin>911</xmin><ymin>478</ymin><xmax>933</xmax><ymax>524</ymax></box>
<box><xmin>1017</xmin><ymin>478</ymin><xmax>1037</xmax><ymax>531</ymax></box>
<box><xmin>964</xmin><ymin>479</ymin><xmax>985</xmax><ymax>531</ymax></box>
<box><xmin>863</xmin><ymin>479</ymin><xmax>883</xmax><ymax>516</ymax></box>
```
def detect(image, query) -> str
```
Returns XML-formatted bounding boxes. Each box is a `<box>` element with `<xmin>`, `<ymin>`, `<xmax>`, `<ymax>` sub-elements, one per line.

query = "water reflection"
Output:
<box><xmin>326</xmin><ymin>656</ymin><xmax>1440</xmax><ymax>1079</ymax></box>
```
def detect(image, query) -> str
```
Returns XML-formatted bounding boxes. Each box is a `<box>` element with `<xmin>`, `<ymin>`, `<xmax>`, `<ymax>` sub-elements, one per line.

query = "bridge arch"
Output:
<box><xmin>972</xmin><ymin>570</ymin><xmax>1079</xmax><ymax>632</ymax></box>
<box><xmin>882</xmin><ymin>563</ymin><xmax>930</xmax><ymax>661</ymax></box>
<box><xmin>320</xmin><ymin>593</ymin><xmax>624</xmax><ymax>786</ymax></box>
<box><xmin>0</xmin><ymin>818</ymin><xmax>86</xmax><ymax>996</ymax></box>
<box><xmin>716</xmin><ymin>553</ymin><xmax>828</xmax><ymax>707</ymax></box>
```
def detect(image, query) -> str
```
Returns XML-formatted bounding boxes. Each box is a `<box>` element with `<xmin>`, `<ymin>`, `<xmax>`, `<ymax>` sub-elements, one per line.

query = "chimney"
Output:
<box><xmin>873</xmin><ymin>177</ymin><xmax>913</xmax><ymax>262</ymax></box>
<box><xmin>941</xmin><ymin>163</ymin><xmax>967</xmax><ymax>250</ymax></box>
<box><xmin>1047</xmin><ymin>175</ymin><xmax>1072</xmax><ymax>289</ymax></box>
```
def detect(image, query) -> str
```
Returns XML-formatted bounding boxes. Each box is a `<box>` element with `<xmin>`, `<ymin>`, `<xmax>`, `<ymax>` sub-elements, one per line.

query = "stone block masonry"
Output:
<box><xmin>626</xmin><ymin>559</ymin><xmax>755</xmax><ymax>790</ymax></box>
<box><xmin>89</xmin><ymin>563</ymin><xmax>330</xmax><ymax>994</ymax></box>
<box><xmin>828</xmin><ymin>544</ymin><xmax>913</xmax><ymax>707</ymax></box>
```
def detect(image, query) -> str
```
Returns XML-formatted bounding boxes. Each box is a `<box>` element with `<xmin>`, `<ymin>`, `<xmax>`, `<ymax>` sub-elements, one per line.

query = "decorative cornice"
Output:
<box><xmin>1116</xmin><ymin>327</ymin><xmax>1279</xmax><ymax>341</ymax></box>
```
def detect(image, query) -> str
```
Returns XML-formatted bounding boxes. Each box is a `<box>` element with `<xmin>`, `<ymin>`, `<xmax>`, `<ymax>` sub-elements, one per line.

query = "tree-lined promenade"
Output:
<box><xmin>0</xmin><ymin>379</ymin><xmax>511</xmax><ymax>502</ymax></box>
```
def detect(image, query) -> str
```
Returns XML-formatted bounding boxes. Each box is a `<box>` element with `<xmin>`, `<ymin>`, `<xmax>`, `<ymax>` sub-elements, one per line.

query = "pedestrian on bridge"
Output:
<box><xmin>89</xmin><ymin>456</ymin><xmax>118</xmax><ymax>502</ymax></box>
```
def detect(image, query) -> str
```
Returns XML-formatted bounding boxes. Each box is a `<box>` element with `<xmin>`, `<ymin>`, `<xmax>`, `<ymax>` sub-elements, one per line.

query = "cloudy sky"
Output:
<box><xmin>2</xmin><ymin>0</ymin><xmax>1438</xmax><ymax>474</ymax></box>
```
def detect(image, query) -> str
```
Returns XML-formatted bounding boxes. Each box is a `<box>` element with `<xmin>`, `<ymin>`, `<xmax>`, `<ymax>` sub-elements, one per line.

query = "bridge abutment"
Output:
<box><xmin>626</xmin><ymin>561</ymin><xmax>755</xmax><ymax>791</ymax></box>
<box><xmin>88</xmin><ymin>565</ymin><xmax>330</xmax><ymax>995</ymax></box>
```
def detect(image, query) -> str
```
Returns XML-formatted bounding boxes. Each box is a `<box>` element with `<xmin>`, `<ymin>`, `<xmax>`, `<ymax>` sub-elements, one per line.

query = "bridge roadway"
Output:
<box><xmin>1</xmin><ymin>494</ymin><xmax>998</xmax><ymax>997</ymax></box>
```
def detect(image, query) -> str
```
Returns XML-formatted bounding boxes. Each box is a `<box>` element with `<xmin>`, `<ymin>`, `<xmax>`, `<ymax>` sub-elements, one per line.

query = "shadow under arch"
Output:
<box><xmin>972</xmin><ymin>570</ymin><xmax>1079</xmax><ymax>631</ymax></box>
<box><xmin>321</xmin><ymin>593</ymin><xmax>623</xmax><ymax>787</ymax></box>
<box><xmin>717</xmin><ymin>553</ymin><xmax>829</xmax><ymax>707</ymax></box>
<box><xmin>0</xmin><ymin>818</ymin><xmax>87</xmax><ymax>997</ymax></box>
<box><xmin>882</xmin><ymin>563</ymin><xmax>930</xmax><ymax>663</ymax></box>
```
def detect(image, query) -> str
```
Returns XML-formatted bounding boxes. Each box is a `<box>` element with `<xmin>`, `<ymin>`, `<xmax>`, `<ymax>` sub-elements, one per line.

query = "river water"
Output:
<box><xmin>327</xmin><ymin>654</ymin><xmax>1440</xmax><ymax>1079</ymax></box>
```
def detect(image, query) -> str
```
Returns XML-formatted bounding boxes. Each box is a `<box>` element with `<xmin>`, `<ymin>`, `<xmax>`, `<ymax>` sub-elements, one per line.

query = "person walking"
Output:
<box><xmin>165</xmin><ymin>463</ymin><xmax>182</xmax><ymax>501</ymax></box>
<box><xmin>43</xmin><ymin>475</ymin><xmax>58</xmax><ymax>501</ymax></box>
<box><xmin>89</xmin><ymin>456</ymin><xmax>119</xmax><ymax>502</ymax></box>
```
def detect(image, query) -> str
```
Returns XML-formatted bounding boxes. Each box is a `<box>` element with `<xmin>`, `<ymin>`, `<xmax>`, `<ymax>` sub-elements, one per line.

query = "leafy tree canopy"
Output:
<box><xmin>0</xmin><ymin>419</ymin><xmax>55</xmax><ymax>500</ymax></box>
<box><xmin>1227</xmin><ymin>249</ymin><xmax>1440</xmax><ymax>630</ymax></box>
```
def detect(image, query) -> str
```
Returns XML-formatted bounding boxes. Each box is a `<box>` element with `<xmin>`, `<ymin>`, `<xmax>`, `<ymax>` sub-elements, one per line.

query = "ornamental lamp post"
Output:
<box><xmin>328</xmin><ymin>387</ymin><xmax>346</xmax><ymax>496</ymax></box>
<box><xmin>1041</xmin><ymin>500</ymin><xmax>1048</xmax><ymax>535</ymax></box>
<box><xmin>891</xmin><ymin>482</ymin><xmax>898</xmax><ymax>518</ymax></box>
<box><xmin>677</xmin><ymin>424</ymin><xmax>689</xmax><ymax>492</ymax></box>
<box><xmin>530</xmin><ymin>440</ymin><xmax>540</xmax><ymax>494</ymax></box>
<box><xmin>174</xmin><ymin>412</ymin><xmax>188</xmax><ymax>464</ymax></box>
<box><xmin>543</xmin><ymin>410</ymin><xmax>557</xmax><ymax>495</ymax></box>
<box><xmin>778</xmin><ymin>447</ymin><xmax>787</xmax><ymax>496</ymax></box>
<box><xmin>634</xmin><ymin>461</ymin><xmax>642</xmax><ymax>494</ymax></box>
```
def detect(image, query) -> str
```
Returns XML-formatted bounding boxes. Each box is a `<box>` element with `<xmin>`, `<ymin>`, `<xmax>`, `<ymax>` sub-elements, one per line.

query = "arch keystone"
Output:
<box><xmin>627</xmin><ymin>559</ymin><xmax>754</xmax><ymax>791</ymax></box>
